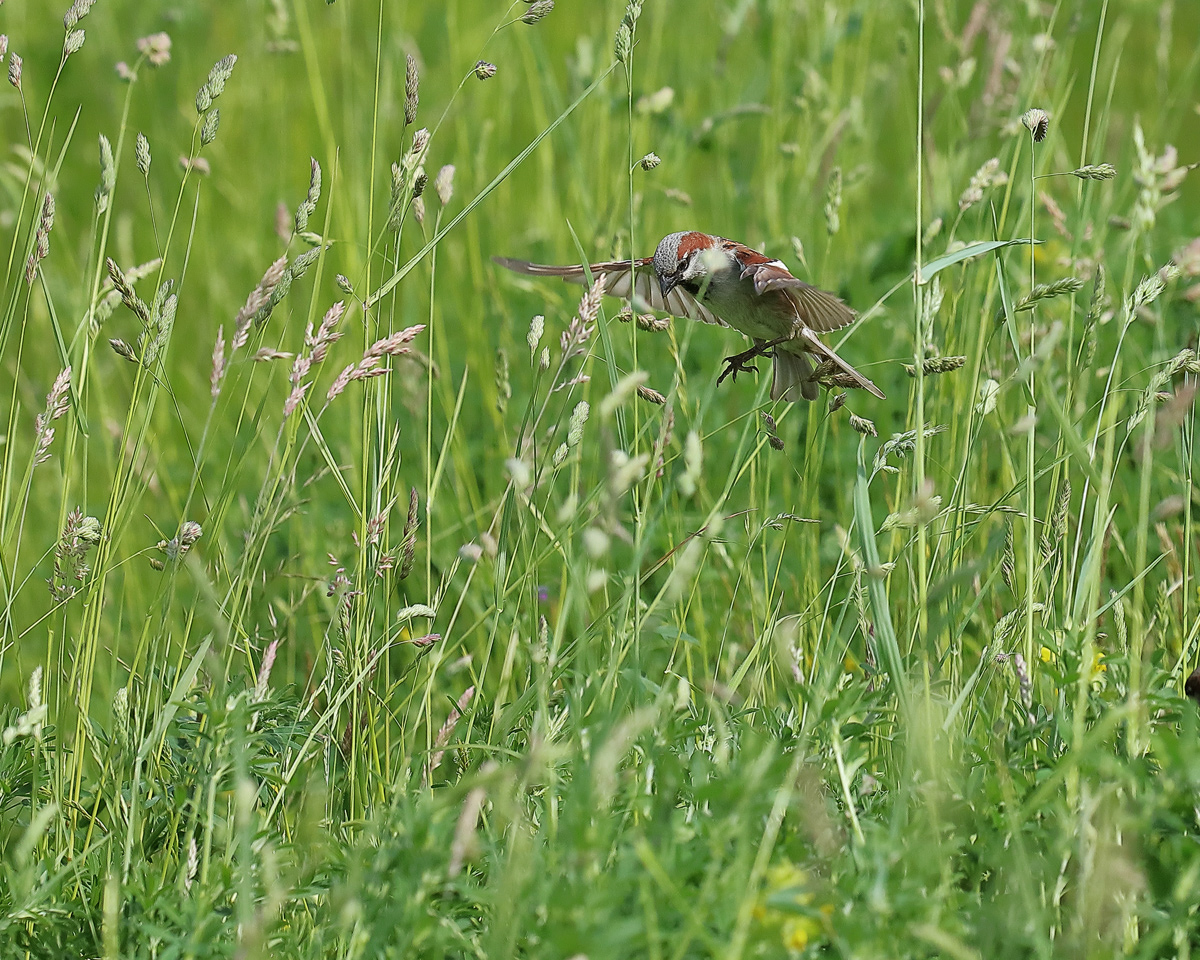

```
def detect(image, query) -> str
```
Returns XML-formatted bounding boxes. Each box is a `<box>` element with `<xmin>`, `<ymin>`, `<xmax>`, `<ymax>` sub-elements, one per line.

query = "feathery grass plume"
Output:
<box><xmin>109</xmin><ymin>338</ymin><xmax>137</xmax><ymax>362</ymax></box>
<box><xmin>253</xmin><ymin>639</ymin><xmax>280</xmax><ymax>702</ymax></box>
<box><xmin>637</xmin><ymin>384</ymin><xmax>666</xmax><ymax>405</ymax></box>
<box><xmin>106</xmin><ymin>258</ymin><xmax>151</xmax><ymax>325</ymax></box>
<box><xmin>1021</xmin><ymin>107</ymin><xmax>1049</xmax><ymax>142</ymax></box>
<box><xmin>0</xmin><ymin>36</ymin><xmax>7</xmax><ymax>59</ymax></box>
<box><xmin>560</xmin><ymin>275</ymin><xmax>607</xmax><ymax>358</ymax></box>
<box><xmin>1001</xmin><ymin>519</ymin><xmax>1015</xmax><ymax>593</ymax></box>
<box><xmin>677</xmin><ymin>430</ymin><xmax>702</xmax><ymax>497</ymax></box>
<box><xmin>824</xmin><ymin>166</ymin><xmax>842</xmax><ymax>235</ymax></box>
<box><xmin>364</xmin><ymin>324</ymin><xmax>423</xmax><ymax>357</ymax></box>
<box><xmin>2</xmin><ymin>668</ymin><xmax>46</xmax><ymax>744</ymax></box>
<box><xmin>156</xmin><ymin>521</ymin><xmax>202</xmax><ymax>564</ymax></box>
<box><xmin>294</xmin><ymin>157</ymin><xmax>321</xmax><ymax>233</ymax></box>
<box><xmin>112</xmin><ymin>686</ymin><xmax>129</xmax><ymax>749</ymax></box>
<box><xmin>599</xmin><ymin>371</ymin><xmax>647</xmax><ymax>418</ymax></box>
<box><xmin>1041</xmin><ymin>479</ymin><xmax>1071</xmax><ymax>562</ymax></box>
<box><xmin>526</xmin><ymin>314</ymin><xmax>544</xmax><ymax>357</ymax></box>
<box><xmin>615</xmin><ymin>21</ymin><xmax>632</xmax><ymax>62</ymax></box>
<box><xmin>8</xmin><ymin>53</ymin><xmax>21</xmax><ymax>89</ymax></box>
<box><xmin>435</xmin><ymin>164</ymin><xmax>455</xmax><ymax>206</ymax></box>
<box><xmin>144</xmin><ymin>284</ymin><xmax>177</xmax><ymax>363</ymax></box>
<box><xmin>136</xmin><ymin>32</ymin><xmax>171</xmax><ymax>67</ymax></box>
<box><xmin>49</xmin><ymin>508</ymin><xmax>101</xmax><ymax>601</ymax></box>
<box><xmin>494</xmin><ymin>349</ymin><xmax>511</xmax><ymax>412</ymax></box>
<box><xmin>1070</xmin><ymin>163</ymin><xmax>1116</xmax><ymax>180</ymax></box>
<box><xmin>327</xmin><ymin>324</ymin><xmax>424</xmax><ymax>402</ymax></box>
<box><xmin>307</xmin><ymin>301</ymin><xmax>346</xmax><ymax>363</ymax></box>
<box><xmin>1078</xmin><ymin>264</ymin><xmax>1106</xmax><ymax>371</ymax></box>
<box><xmin>522</xmin><ymin>0</ymin><xmax>554</xmax><ymax>24</ymax></box>
<box><xmin>233</xmin><ymin>256</ymin><xmax>288</xmax><ymax>350</ymax></box>
<box><xmin>903</xmin><ymin>355</ymin><xmax>966</xmax><ymax>377</ymax></box>
<box><xmin>404</xmin><ymin>54</ymin><xmax>419</xmax><ymax>125</ymax></box>
<box><xmin>610</xmin><ymin>449</ymin><xmax>650</xmax><ymax>496</ymax></box>
<box><xmin>848</xmin><ymin>412</ymin><xmax>876</xmax><ymax>437</ymax></box>
<box><xmin>1127</xmin><ymin>348</ymin><xmax>1200</xmax><ymax>434</ymax></box>
<box><xmin>871</xmin><ymin>423</ymin><xmax>946</xmax><ymax>475</ymax></box>
<box><xmin>958</xmin><ymin>157</ymin><xmax>1008</xmax><ymax>211</ymax></box>
<box><xmin>200</xmin><ymin>108</ymin><xmax>220</xmax><ymax>145</ymax></box>
<box><xmin>64</xmin><ymin>29</ymin><xmax>85</xmax><ymax>57</ymax></box>
<box><xmin>430</xmin><ymin>686</ymin><xmax>475</xmax><ymax>776</ymax></box>
<box><xmin>636</xmin><ymin>312</ymin><xmax>669</xmax><ymax>332</ymax></box>
<box><xmin>1125</xmin><ymin>263</ymin><xmax>1180</xmax><ymax>325</ymax></box>
<box><xmin>567</xmin><ymin>401</ymin><xmax>589</xmax><ymax>449</ymax></box>
<box><xmin>1005</xmin><ymin>277</ymin><xmax>1085</xmax><ymax>319</ymax></box>
<box><xmin>210</xmin><ymin>327</ymin><xmax>225</xmax><ymax>397</ymax></box>
<box><xmin>25</xmin><ymin>193</ymin><xmax>55</xmax><ymax>283</ymax></box>
<box><xmin>399</xmin><ymin>487</ymin><xmax>419</xmax><ymax>579</ymax></box>
<box><xmin>63</xmin><ymin>0</ymin><xmax>95</xmax><ymax>29</ymax></box>
<box><xmin>638</xmin><ymin>152</ymin><xmax>661</xmax><ymax>171</ymax></box>
<box><xmin>207</xmin><ymin>53</ymin><xmax>237</xmax><ymax>97</ymax></box>
<box><xmin>473</xmin><ymin>60</ymin><xmax>496</xmax><ymax>80</ymax></box>
<box><xmin>135</xmin><ymin>132</ymin><xmax>151</xmax><ymax>176</ymax></box>
<box><xmin>33</xmin><ymin>366</ymin><xmax>71</xmax><ymax>466</ymax></box>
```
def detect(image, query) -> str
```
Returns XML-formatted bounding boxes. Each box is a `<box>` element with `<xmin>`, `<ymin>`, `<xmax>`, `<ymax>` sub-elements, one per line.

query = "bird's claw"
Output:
<box><xmin>717</xmin><ymin>350</ymin><xmax>762</xmax><ymax>385</ymax></box>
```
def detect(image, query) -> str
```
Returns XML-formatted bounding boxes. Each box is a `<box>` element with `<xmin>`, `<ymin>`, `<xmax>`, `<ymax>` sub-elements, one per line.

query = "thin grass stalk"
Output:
<box><xmin>912</xmin><ymin>0</ymin><xmax>929</xmax><ymax>648</ymax></box>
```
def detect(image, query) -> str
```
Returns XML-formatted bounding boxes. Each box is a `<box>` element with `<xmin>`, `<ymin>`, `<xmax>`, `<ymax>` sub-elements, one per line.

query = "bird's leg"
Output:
<box><xmin>717</xmin><ymin>346</ymin><xmax>761</xmax><ymax>385</ymax></box>
<box><xmin>717</xmin><ymin>336</ymin><xmax>795</xmax><ymax>386</ymax></box>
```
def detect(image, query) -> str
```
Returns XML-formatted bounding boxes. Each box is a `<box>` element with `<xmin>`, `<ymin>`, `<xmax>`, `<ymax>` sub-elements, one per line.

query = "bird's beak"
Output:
<box><xmin>659</xmin><ymin>274</ymin><xmax>678</xmax><ymax>299</ymax></box>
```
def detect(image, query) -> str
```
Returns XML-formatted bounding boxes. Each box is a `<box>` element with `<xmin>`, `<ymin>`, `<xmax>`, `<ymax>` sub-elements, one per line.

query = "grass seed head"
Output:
<box><xmin>64</xmin><ymin>29</ymin><xmax>85</xmax><ymax>57</ymax></box>
<box><xmin>637</xmin><ymin>384</ymin><xmax>666</xmax><ymax>405</ymax></box>
<box><xmin>474</xmin><ymin>60</ymin><xmax>496</xmax><ymax>80</ymax></box>
<box><xmin>522</xmin><ymin>0</ymin><xmax>554</xmax><ymax>24</ymax></box>
<box><xmin>135</xmin><ymin>132</ymin><xmax>151</xmax><ymax>176</ymax></box>
<box><xmin>200</xmin><ymin>109</ymin><xmax>220</xmax><ymax>145</ymax></box>
<box><xmin>435</xmin><ymin>164</ymin><xmax>455</xmax><ymax>205</ymax></box>
<box><xmin>405</xmin><ymin>54</ymin><xmax>419</xmax><ymax>125</ymax></box>
<box><xmin>1021</xmin><ymin>107</ymin><xmax>1050</xmax><ymax>142</ymax></box>
<box><xmin>903</xmin><ymin>355</ymin><xmax>967</xmax><ymax>377</ymax></box>
<box><xmin>848</xmin><ymin>412</ymin><xmax>876</xmax><ymax>437</ymax></box>
<box><xmin>8</xmin><ymin>53</ymin><xmax>21</xmax><ymax>89</ymax></box>
<box><xmin>1071</xmin><ymin>163</ymin><xmax>1116</xmax><ymax>180</ymax></box>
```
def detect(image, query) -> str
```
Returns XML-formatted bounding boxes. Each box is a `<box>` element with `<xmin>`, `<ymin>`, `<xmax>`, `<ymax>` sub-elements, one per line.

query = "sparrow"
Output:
<box><xmin>495</xmin><ymin>231</ymin><xmax>884</xmax><ymax>401</ymax></box>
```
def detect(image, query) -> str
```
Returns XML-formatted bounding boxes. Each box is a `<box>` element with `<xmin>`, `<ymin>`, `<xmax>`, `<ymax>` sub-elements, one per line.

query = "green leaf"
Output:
<box><xmin>853</xmin><ymin>443</ymin><xmax>910</xmax><ymax>718</ymax></box>
<box><xmin>918</xmin><ymin>238</ymin><xmax>1039</xmax><ymax>285</ymax></box>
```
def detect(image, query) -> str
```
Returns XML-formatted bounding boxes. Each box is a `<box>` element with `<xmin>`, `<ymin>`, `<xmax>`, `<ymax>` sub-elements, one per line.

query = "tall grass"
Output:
<box><xmin>1</xmin><ymin>0</ymin><xmax>1199</xmax><ymax>956</ymax></box>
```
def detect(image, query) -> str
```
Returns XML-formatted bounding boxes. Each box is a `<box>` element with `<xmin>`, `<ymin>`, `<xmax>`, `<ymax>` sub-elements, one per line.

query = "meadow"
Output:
<box><xmin>1</xmin><ymin>0</ymin><xmax>1199</xmax><ymax>955</ymax></box>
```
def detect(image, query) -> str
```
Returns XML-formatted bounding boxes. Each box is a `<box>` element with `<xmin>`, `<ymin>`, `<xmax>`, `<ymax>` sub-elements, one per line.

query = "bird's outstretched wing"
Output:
<box><xmin>738</xmin><ymin>260</ymin><xmax>857</xmax><ymax>334</ymax></box>
<box><xmin>494</xmin><ymin>256</ymin><xmax>727</xmax><ymax>328</ymax></box>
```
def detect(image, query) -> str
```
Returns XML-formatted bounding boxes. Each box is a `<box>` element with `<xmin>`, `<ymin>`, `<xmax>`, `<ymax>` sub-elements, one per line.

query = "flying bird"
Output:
<box><xmin>495</xmin><ymin>231</ymin><xmax>884</xmax><ymax>402</ymax></box>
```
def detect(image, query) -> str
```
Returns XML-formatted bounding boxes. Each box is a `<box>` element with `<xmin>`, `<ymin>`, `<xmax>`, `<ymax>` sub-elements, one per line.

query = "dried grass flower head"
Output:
<box><xmin>136</xmin><ymin>32</ymin><xmax>171</xmax><ymax>66</ymax></box>
<box><xmin>1021</xmin><ymin>108</ymin><xmax>1049</xmax><ymax>143</ymax></box>
<box><xmin>474</xmin><ymin>60</ymin><xmax>497</xmax><ymax>80</ymax></box>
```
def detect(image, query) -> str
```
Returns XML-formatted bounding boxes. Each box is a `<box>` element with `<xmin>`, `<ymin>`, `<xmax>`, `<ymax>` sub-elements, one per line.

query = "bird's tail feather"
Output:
<box><xmin>771</xmin><ymin>349</ymin><xmax>820</xmax><ymax>402</ymax></box>
<box><xmin>798</xmin><ymin>331</ymin><xmax>886</xmax><ymax>400</ymax></box>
